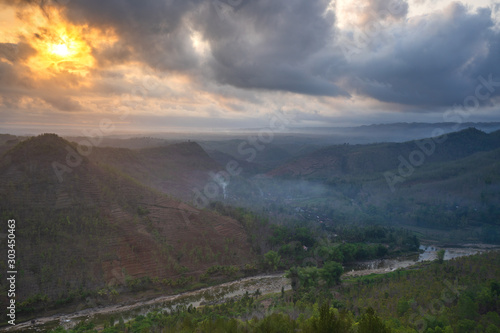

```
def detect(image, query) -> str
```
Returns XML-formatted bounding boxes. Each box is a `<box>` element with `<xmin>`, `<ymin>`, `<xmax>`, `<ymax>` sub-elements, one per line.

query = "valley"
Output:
<box><xmin>7</xmin><ymin>244</ymin><xmax>496</xmax><ymax>332</ymax></box>
<box><xmin>0</xmin><ymin>123</ymin><xmax>499</xmax><ymax>332</ymax></box>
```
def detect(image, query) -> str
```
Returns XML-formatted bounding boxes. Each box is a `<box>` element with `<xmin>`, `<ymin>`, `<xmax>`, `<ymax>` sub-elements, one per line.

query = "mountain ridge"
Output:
<box><xmin>268</xmin><ymin>128</ymin><xmax>500</xmax><ymax>179</ymax></box>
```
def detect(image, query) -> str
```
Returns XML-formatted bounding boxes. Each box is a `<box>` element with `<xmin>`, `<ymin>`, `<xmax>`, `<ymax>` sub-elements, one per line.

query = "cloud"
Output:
<box><xmin>91</xmin><ymin>41</ymin><xmax>132</xmax><ymax>67</ymax></box>
<box><xmin>61</xmin><ymin>0</ymin><xmax>349</xmax><ymax>97</ymax></box>
<box><xmin>0</xmin><ymin>42</ymin><xmax>35</xmax><ymax>62</ymax></box>
<box><xmin>64</xmin><ymin>0</ymin><xmax>200</xmax><ymax>72</ymax></box>
<box><xmin>343</xmin><ymin>2</ymin><xmax>500</xmax><ymax>107</ymax></box>
<box><xmin>42</xmin><ymin>95</ymin><xmax>81</xmax><ymax>111</ymax></box>
<box><xmin>1</xmin><ymin>0</ymin><xmax>500</xmax><ymax>132</ymax></box>
<box><xmin>336</xmin><ymin>0</ymin><xmax>408</xmax><ymax>28</ymax></box>
<box><xmin>60</xmin><ymin>0</ymin><xmax>499</xmax><ymax>107</ymax></box>
<box><xmin>197</xmin><ymin>0</ymin><xmax>348</xmax><ymax>96</ymax></box>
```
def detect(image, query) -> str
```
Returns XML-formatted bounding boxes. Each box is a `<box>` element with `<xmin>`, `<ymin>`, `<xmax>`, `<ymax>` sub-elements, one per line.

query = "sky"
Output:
<box><xmin>0</xmin><ymin>0</ymin><xmax>499</xmax><ymax>135</ymax></box>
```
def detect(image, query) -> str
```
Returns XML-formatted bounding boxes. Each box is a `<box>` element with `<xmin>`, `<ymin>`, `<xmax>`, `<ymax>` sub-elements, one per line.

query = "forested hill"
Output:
<box><xmin>269</xmin><ymin>128</ymin><xmax>500</xmax><ymax>178</ymax></box>
<box><xmin>86</xmin><ymin>141</ymin><xmax>221</xmax><ymax>202</ymax></box>
<box><xmin>0</xmin><ymin>134</ymin><xmax>255</xmax><ymax>315</ymax></box>
<box><xmin>260</xmin><ymin>128</ymin><xmax>500</xmax><ymax>236</ymax></box>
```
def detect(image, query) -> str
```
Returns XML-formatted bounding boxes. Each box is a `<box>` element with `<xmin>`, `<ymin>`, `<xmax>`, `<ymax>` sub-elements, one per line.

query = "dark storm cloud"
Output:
<box><xmin>60</xmin><ymin>0</ymin><xmax>499</xmax><ymax>108</ymax></box>
<box><xmin>64</xmin><ymin>0</ymin><xmax>201</xmax><ymax>72</ymax></box>
<box><xmin>4</xmin><ymin>0</ymin><xmax>500</xmax><ymax>114</ymax></box>
<box><xmin>345</xmin><ymin>3</ymin><xmax>500</xmax><ymax>107</ymax></box>
<box><xmin>62</xmin><ymin>0</ymin><xmax>348</xmax><ymax>97</ymax></box>
<box><xmin>197</xmin><ymin>0</ymin><xmax>347</xmax><ymax>96</ymax></box>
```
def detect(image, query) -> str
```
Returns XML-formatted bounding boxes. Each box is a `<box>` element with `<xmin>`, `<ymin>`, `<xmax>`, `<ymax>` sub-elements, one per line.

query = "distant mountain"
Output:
<box><xmin>199</xmin><ymin>138</ymin><xmax>322</xmax><ymax>175</ymax></box>
<box><xmin>290</xmin><ymin>122</ymin><xmax>500</xmax><ymax>143</ymax></box>
<box><xmin>259</xmin><ymin>128</ymin><xmax>500</xmax><ymax>234</ymax></box>
<box><xmin>269</xmin><ymin>128</ymin><xmax>500</xmax><ymax>179</ymax></box>
<box><xmin>64</xmin><ymin>136</ymin><xmax>175</xmax><ymax>150</ymax></box>
<box><xmin>0</xmin><ymin>134</ymin><xmax>254</xmax><ymax>312</ymax></box>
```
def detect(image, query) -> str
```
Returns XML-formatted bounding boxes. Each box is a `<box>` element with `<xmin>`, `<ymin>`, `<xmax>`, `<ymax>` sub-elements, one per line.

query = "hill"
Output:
<box><xmin>291</xmin><ymin>121</ymin><xmax>500</xmax><ymax>143</ymax></box>
<box><xmin>268</xmin><ymin>128</ymin><xmax>500</xmax><ymax>179</ymax></box>
<box><xmin>85</xmin><ymin>141</ymin><xmax>222</xmax><ymax>202</ymax></box>
<box><xmin>0</xmin><ymin>134</ymin><xmax>22</xmax><ymax>157</ymax></box>
<box><xmin>0</xmin><ymin>134</ymin><xmax>255</xmax><ymax>316</ymax></box>
<box><xmin>217</xmin><ymin>128</ymin><xmax>500</xmax><ymax>240</ymax></box>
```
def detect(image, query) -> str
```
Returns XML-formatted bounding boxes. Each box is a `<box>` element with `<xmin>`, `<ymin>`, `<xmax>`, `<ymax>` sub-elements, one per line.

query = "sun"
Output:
<box><xmin>10</xmin><ymin>5</ymin><xmax>116</xmax><ymax>77</ymax></box>
<box><xmin>20</xmin><ymin>8</ymin><xmax>96</xmax><ymax>76</ymax></box>
<box><xmin>3</xmin><ymin>3</ymin><xmax>118</xmax><ymax>79</ymax></box>
<box><xmin>49</xmin><ymin>41</ymin><xmax>72</xmax><ymax>58</ymax></box>
<box><xmin>30</xmin><ymin>27</ymin><xmax>94</xmax><ymax>76</ymax></box>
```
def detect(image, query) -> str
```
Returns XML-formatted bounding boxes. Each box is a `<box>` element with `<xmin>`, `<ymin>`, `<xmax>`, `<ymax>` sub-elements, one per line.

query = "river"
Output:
<box><xmin>343</xmin><ymin>243</ymin><xmax>498</xmax><ymax>277</ymax></box>
<box><xmin>3</xmin><ymin>274</ymin><xmax>291</xmax><ymax>332</ymax></box>
<box><xmin>4</xmin><ymin>243</ymin><xmax>498</xmax><ymax>332</ymax></box>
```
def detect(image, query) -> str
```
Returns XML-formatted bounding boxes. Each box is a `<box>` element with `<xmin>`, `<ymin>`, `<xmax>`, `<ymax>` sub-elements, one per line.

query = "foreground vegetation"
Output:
<box><xmin>49</xmin><ymin>251</ymin><xmax>500</xmax><ymax>332</ymax></box>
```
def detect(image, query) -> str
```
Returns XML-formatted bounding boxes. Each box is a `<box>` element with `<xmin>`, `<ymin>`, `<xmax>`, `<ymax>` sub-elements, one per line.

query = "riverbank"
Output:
<box><xmin>4</xmin><ymin>243</ymin><xmax>499</xmax><ymax>332</ymax></box>
<box><xmin>343</xmin><ymin>243</ymin><xmax>499</xmax><ymax>278</ymax></box>
<box><xmin>2</xmin><ymin>274</ymin><xmax>290</xmax><ymax>332</ymax></box>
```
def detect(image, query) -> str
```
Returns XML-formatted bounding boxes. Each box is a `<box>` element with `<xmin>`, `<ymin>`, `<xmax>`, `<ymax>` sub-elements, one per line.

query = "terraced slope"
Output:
<box><xmin>0</xmin><ymin>134</ymin><xmax>254</xmax><ymax>311</ymax></box>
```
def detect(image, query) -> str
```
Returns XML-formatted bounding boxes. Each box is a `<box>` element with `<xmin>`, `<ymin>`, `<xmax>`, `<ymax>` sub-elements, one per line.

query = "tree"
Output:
<box><xmin>295</xmin><ymin>227</ymin><xmax>316</xmax><ymax>247</ymax></box>
<box><xmin>297</xmin><ymin>266</ymin><xmax>320</xmax><ymax>288</ymax></box>
<box><xmin>321</xmin><ymin>261</ymin><xmax>344</xmax><ymax>287</ymax></box>
<box><xmin>310</xmin><ymin>303</ymin><xmax>353</xmax><ymax>333</ymax></box>
<box><xmin>358</xmin><ymin>308</ymin><xmax>391</xmax><ymax>333</ymax></box>
<box><xmin>437</xmin><ymin>249</ymin><xmax>445</xmax><ymax>264</ymax></box>
<box><xmin>455</xmin><ymin>319</ymin><xmax>476</xmax><ymax>333</ymax></box>
<box><xmin>330</xmin><ymin>247</ymin><xmax>344</xmax><ymax>263</ymax></box>
<box><xmin>286</xmin><ymin>267</ymin><xmax>300</xmax><ymax>291</ymax></box>
<box><xmin>486</xmin><ymin>324</ymin><xmax>500</xmax><ymax>333</ymax></box>
<box><xmin>339</xmin><ymin>243</ymin><xmax>357</xmax><ymax>263</ymax></box>
<box><xmin>264</xmin><ymin>250</ymin><xmax>281</xmax><ymax>271</ymax></box>
<box><xmin>396</xmin><ymin>299</ymin><xmax>410</xmax><ymax>317</ymax></box>
<box><xmin>256</xmin><ymin>313</ymin><xmax>297</xmax><ymax>332</ymax></box>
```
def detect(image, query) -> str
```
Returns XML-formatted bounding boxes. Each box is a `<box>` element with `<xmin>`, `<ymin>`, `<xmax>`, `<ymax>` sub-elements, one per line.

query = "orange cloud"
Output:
<box><xmin>3</xmin><ymin>4</ymin><xmax>117</xmax><ymax>79</ymax></box>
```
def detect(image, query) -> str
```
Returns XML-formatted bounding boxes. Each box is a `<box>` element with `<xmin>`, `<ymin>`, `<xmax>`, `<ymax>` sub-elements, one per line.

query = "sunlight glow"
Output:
<box><xmin>48</xmin><ymin>41</ymin><xmax>72</xmax><ymax>58</ymax></box>
<box><xmin>190</xmin><ymin>30</ymin><xmax>210</xmax><ymax>56</ymax></box>
<box><xmin>24</xmin><ymin>8</ymin><xmax>96</xmax><ymax>76</ymax></box>
<box><xmin>2</xmin><ymin>5</ymin><xmax>117</xmax><ymax>78</ymax></box>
